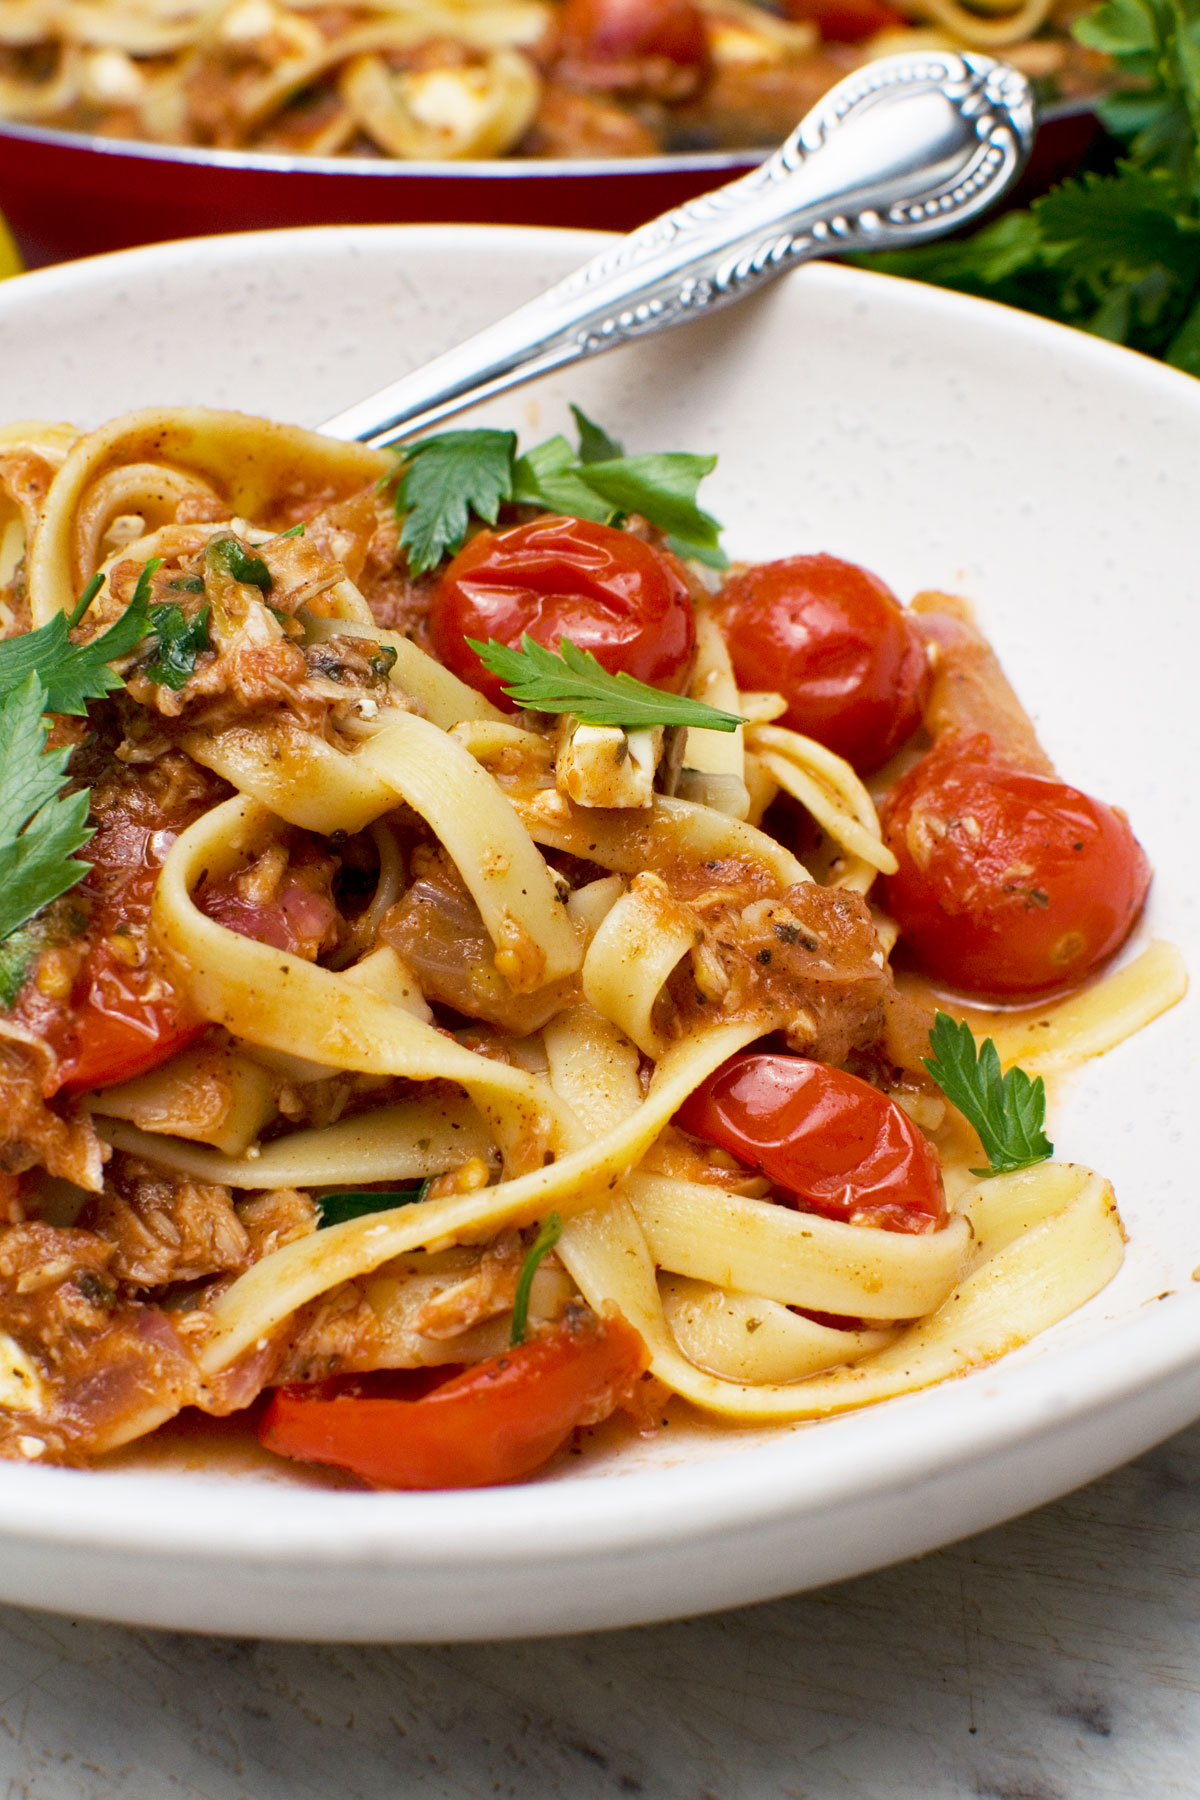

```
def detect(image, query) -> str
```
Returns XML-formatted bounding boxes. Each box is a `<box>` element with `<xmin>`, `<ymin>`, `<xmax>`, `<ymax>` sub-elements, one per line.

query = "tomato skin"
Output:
<box><xmin>259</xmin><ymin>1313</ymin><xmax>650</xmax><ymax>1490</ymax></box>
<box><xmin>676</xmin><ymin>1053</ymin><xmax>945</xmax><ymax>1233</ymax></box>
<box><xmin>558</xmin><ymin>0</ymin><xmax>710</xmax><ymax>74</ymax></box>
<box><xmin>430</xmin><ymin>515</ymin><xmax>696</xmax><ymax>709</ymax></box>
<box><xmin>780</xmin><ymin>0</ymin><xmax>904</xmax><ymax>40</ymax></box>
<box><xmin>880</xmin><ymin>733</ymin><xmax>1151</xmax><ymax>999</ymax></box>
<box><xmin>715</xmin><ymin>553</ymin><xmax>928</xmax><ymax>772</ymax></box>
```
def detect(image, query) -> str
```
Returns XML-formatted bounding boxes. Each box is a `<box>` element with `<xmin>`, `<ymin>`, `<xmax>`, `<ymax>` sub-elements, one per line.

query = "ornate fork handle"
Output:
<box><xmin>321</xmin><ymin>52</ymin><xmax>1033</xmax><ymax>449</ymax></box>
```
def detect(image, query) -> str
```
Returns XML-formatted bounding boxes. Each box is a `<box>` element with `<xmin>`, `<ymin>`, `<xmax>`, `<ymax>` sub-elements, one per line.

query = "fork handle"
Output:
<box><xmin>320</xmin><ymin>52</ymin><xmax>1033</xmax><ymax>449</ymax></box>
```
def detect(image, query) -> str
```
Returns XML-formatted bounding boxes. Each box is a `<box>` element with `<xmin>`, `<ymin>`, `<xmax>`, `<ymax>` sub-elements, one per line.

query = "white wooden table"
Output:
<box><xmin>0</xmin><ymin>1418</ymin><xmax>1195</xmax><ymax>1798</ymax></box>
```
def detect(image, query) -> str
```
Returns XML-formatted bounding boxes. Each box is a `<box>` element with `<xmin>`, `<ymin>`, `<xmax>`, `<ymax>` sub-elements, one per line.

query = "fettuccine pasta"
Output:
<box><xmin>0</xmin><ymin>404</ymin><xmax>1182</xmax><ymax>1487</ymax></box>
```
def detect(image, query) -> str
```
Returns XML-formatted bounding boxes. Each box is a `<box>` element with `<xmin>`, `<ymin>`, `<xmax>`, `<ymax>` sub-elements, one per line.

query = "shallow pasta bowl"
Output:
<box><xmin>0</xmin><ymin>222</ymin><xmax>1197</xmax><ymax>1641</ymax></box>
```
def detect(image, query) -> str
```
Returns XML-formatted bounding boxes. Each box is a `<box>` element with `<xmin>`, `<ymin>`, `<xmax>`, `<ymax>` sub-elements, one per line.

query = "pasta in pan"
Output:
<box><xmin>0</xmin><ymin>0</ymin><xmax>1111</xmax><ymax>162</ymax></box>
<box><xmin>0</xmin><ymin>404</ymin><xmax>1183</xmax><ymax>1486</ymax></box>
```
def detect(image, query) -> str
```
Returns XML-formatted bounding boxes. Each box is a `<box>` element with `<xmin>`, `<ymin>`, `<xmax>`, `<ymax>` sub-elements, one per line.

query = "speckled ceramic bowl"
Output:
<box><xmin>0</xmin><ymin>225</ymin><xmax>1196</xmax><ymax>1640</ymax></box>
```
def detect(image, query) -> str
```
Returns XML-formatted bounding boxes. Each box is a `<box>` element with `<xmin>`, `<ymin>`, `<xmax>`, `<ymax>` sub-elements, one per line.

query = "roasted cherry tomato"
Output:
<box><xmin>880</xmin><ymin>732</ymin><xmax>1151</xmax><ymax>999</ymax></box>
<box><xmin>676</xmin><ymin>1052</ymin><xmax>944</xmax><ymax>1233</ymax></box>
<box><xmin>259</xmin><ymin>1312</ymin><xmax>650</xmax><ymax>1489</ymax></box>
<box><xmin>780</xmin><ymin>0</ymin><xmax>904</xmax><ymax>40</ymax></box>
<box><xmin>430</xmin><ymin>515</ymin><xmax>696</xmax><ymax>710</ymax></box>
<box><xmin>715</xmin><ymin>553</ymin><xmax>928</xmax><ymax>772</ymax></box>
<box><xmin>16</xmin><ymin>824</ymin><xmax>205</xmax><ymax>1095</ymax></box>
<box><xmin>558</xmin><ymin>0</ymin><xmax>710</xmax><ymax>80</ymax></box>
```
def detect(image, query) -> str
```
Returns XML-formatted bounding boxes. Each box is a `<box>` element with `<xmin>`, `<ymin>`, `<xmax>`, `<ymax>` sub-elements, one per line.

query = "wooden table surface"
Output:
<box><xmin>0</xmin><ymin>1418</ymin><xmax>1195</xmax><ymax>1799</ymax></box>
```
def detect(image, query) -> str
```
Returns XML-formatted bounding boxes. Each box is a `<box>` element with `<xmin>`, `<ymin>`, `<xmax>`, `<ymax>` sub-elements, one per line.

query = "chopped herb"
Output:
<box><xmin>510</xmin><ymin>1212</ymin><xmax>563</xmax><ymax>1345</ymax></box>
<box><xmin>206</xmin><ymin>535</ymin><xmax>273</xmax><ymax>592</ymax></box>
<box><xmin>167</xmin><ymin>575</ymin><xmax>207</xmax><ymax>595</ymax></box>
<box><xmin>395</xmin><ymin>428</ymin><xmax>516</xmax><ymax>576</ymax></box>
<box><xmin>275</xmin><ymin>522</ymin><xmax>306</xmax><ymax>541</ymax></box>
<box><xmin>316</xmin><ymin>1180</ymin><xmax>431</xmax><ymax>1228</ymax></box>
<box><xmin>469</xmin><ymin>634</ymin><xmax>745</xmax><ymax>733</ymax></box>
<box><xmin>924</xmin><ymin>1012</ymin><xmax>1054</xmax><ymax>1178</ymax></box>
<box><xmin>369</xmin><ymin>645</ymin><xmax>399</xmax><ymax>682</ymax></box>
<box><xmin>144</xmin><ymin>602</ymin><xmax>211</xmax><ymax>691</ymax></box>
<box><xmin>394</xmin><ymin>412</ymin><xmax>725</xmax><ymax>572</ymax></box>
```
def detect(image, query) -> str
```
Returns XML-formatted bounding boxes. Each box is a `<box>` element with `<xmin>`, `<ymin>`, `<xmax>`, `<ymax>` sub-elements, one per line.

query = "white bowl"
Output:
<box><xmin>1</xmin><ymin>225</ymin><xmax>1197</xmax><ymax>1641</ymax></box>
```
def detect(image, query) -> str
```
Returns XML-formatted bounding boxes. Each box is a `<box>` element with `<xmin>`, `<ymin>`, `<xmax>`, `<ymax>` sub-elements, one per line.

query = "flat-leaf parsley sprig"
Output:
<box><xmin>924</xmin><ymin>1012</ymin><xmax>1053</xmax><ymax>1178</ymax></box>
<box><xmin>470</xmin><ymin>634</ymin><xmax>744</xmax><ymax>734</ymax></box>
<box><xmin>0</xmin><ymin>565</ymin><xmax>200</xmax><ymax>951</ymax></box>
<box><xmin>0</xmin><ymin>573</ymin><xmax>151</xmax><ymax>716</ymax></box>
<box><xmin>394</xmin><ymin>406</ymin><xmax>725</xmax><ymax>575</ymax></box>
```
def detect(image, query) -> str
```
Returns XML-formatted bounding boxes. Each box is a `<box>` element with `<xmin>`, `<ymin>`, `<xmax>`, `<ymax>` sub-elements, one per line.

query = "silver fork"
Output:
<box><xmin>320</xmin><ymin>51</ymin><xmax>1034</xmax><ymax>450</ymax></box>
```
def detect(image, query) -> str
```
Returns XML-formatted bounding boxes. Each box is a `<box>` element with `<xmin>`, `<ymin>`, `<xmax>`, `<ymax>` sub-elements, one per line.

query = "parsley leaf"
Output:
<box><xmin>511</xmin><ymin>436</ymin><xmax>612</xmax><ymax>522</ymax></box>
<box><xmin>0</xmin><ymin>581</ymin><xmax>151</xmax><ymax>716</ymax></box>
<box><xmin>469</xmin><ymin>633</ymin><xmax>744</xmax><ymax>732</ymax></box>
<box><xmin>923</xmin><ymin>1013</ymin><xmax>1054</xmax><ymax>1178</ymax></box>
<box><xmin>396</xmin><ymin>429</ymin><xmax>516</xmax><ymax>576</ymax></box>
<box><xmin>316</xmin><ymin>1182</ymin><xmax>430</xmax><ymax>1228</ymax></box>
<box><xmin>0</xmin><ymin>674</ymin><xmax>94</xmax><ymax>947</ymax></box>
<box><xmin>394</xmin><ymin>413</ymin><xmax>725</xmax><ymax>571</ymax></box>
<box><xmin>580</xmin><ymin>454</ymin><xmax>725</xmax><ymax>567</ymax></box>
<box><xmin>571</xmin><ymin>404</ymin><xmax>625</xmax><ymax>464</ymax></box>
<box><xmin>510</xmin><ymin>1212</ymin><xmax>563</xmax><ymax>1346</ymax></box>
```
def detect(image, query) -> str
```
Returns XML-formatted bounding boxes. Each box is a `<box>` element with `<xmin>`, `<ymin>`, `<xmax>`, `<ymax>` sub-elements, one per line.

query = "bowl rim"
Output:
<box><xmin>0</xmin><ymin>223</ymin><xmax>1196</xmax><ymax>1594</ymax></box>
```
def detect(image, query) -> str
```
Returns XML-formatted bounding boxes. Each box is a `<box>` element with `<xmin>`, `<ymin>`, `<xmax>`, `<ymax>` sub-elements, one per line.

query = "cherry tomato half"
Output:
<box><xmin>880</xmin><ymin>733</ymin><xmax>1151</xmax><ymax>999</ymax></box>
<box><xmin>676</xmin><ymin>1052</ymin><xmax>944</xmax><ymax>1233</ymax></box>
<box><xmin>260</xmin><ymin>1312</ymin><xmax>649</xmax><ymax>1489</ymax></box>
<box><xmin>16</xmin><ymin>823</ymin><xmax>205</xmax><ymax>1095</ymax></box>
<box><xmin>780</xmin><ymin>0</ymin><xmax>904</xmax><ymax>40</ymax></box>
<box><xmin>430</xmin><ymin>515</ymin><xmax>696</xmax><ymax>710</ymax></box>
<box><xmin>715</xmin><ymin>553</ymin><xmax>928</xmax><ymax>772</ymax></box>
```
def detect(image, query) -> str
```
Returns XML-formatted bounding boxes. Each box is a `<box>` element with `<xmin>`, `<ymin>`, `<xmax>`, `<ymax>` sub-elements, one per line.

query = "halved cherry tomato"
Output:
<box><xmin>259</xmin><ymin>1312</ymin><xmax>650</xmax><ymax>1489</ymax></box>
<box><xmin>16</xmin><ymin>824</ymin><xmax>205</xmax><ymax>1095</ymax></box>
<box><xmin>715</xmin><ymin>553</ymin><xmax>928</xmax><ymax>772</ymax></box>
<box><xmin>880</xmin><ymin>732</ymin><xmax>1151</xmax><ymax>999</ymax></box>
<box><xmin>430</xmin><ymin>515</ymin><xmax>696</xmax><ymax>710</ymax></box>
<box><xmin>676</xmin><ymin>1052</ymin><xmax>944</xmax><ymax>1233</ymax></box>
<box><xmin>558</xmin><ymin>0</ymin><xmax>710</xmax><ymax>80</ymax></box>
<box><xmin>780</xmin><ymin>0</ymin><xmax>904</xmax><ymax>40</ymax></box>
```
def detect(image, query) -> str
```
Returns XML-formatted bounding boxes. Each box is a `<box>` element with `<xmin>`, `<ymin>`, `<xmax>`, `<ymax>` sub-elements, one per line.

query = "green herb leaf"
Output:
<box><xmin>144</xmin><ymin>602</ymin><xmax>211</xmax><ymax>691</ymax></box>
<box><xmin>396</xmin><ymin>429</ymin><xmax>516</xmax><ymax>576</ymax></box>
<box><xmin>923</xmin><ymin>1013</ymin><xmax>1053</xmax><ymax>1178</ymax></box>
<box><xmin>0</xmin><ymin>674</ymin><xmax>94</xmax><ymax>947</ymax></box>
<box><xmin>468</xmin><ymin>634</ymin><xmax>744</xmax><ymax>733</ymax></box>
<box><xmin>571</xmin><ymin>404</ymin><xmax>625</xmax><ymax>464</ymax></box>
<box><xmin>316</xmin><ymin>1181</ymin><xmax>430</xmax><ymax>1229</ymax></box>
<box><xmin>205</xmin><ymin>535</ymin><xmax>273</xmax><ymax>592</ymax></box>
<box><xmin>510</xmin><ymin>1212</ymin><xmax>563</xmax><ymax>1346</ymax></box>
<box><xmin>511</xmin><ymin>436</ymin><xmax>613</xmax><ymax>522</ymax></box>
<box><xmin>0</xmin><ymin>579</ymin><xmax>152</xmax><ymax>717</ymax></box>
<box><xmin>579</xmin><ymin>453</ymin><xmax>726</xmax><ymax>568</ymax></box>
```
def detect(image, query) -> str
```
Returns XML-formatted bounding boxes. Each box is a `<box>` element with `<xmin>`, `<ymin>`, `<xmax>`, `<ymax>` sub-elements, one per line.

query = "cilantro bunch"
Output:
<box><xmin>858</xmin><ymin>0</ymin><xmax>1200</xmax><ymax>372</ymax></box>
